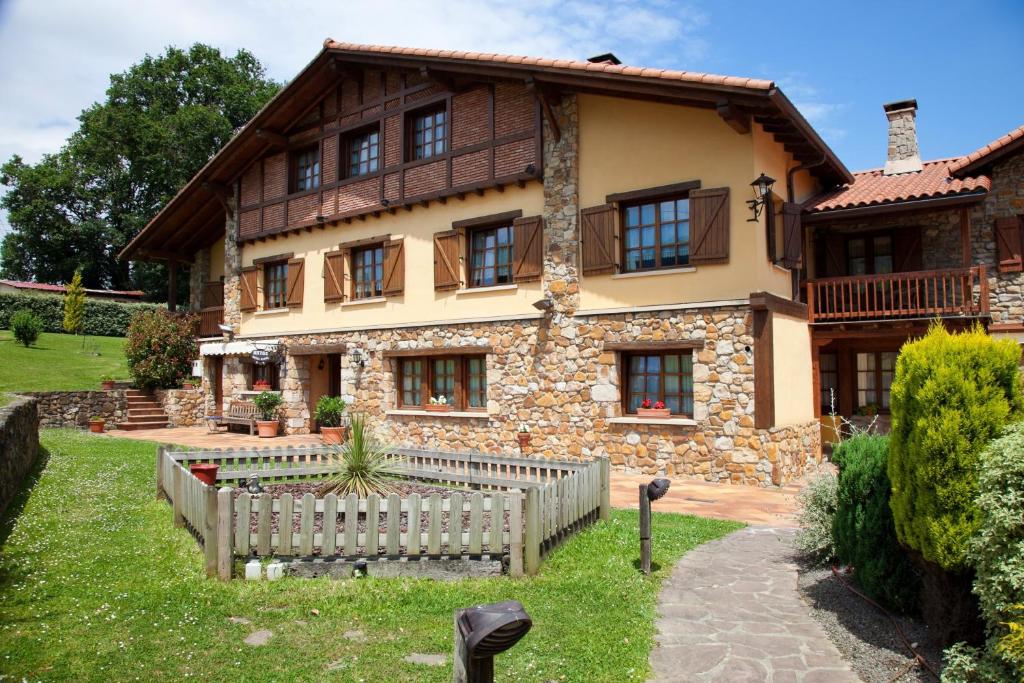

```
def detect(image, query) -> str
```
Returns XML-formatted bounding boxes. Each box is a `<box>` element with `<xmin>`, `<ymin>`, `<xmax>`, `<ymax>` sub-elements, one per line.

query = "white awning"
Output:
<box><xmin>200</xmin><ymin>339</ymin><xmax>280</xmax><ymax>357</ymax></box>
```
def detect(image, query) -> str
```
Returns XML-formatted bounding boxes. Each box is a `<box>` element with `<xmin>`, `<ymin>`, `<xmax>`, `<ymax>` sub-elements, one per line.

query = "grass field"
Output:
<box><xmin>0</xmin><ymin>430</ymin><xmax>741</xmax><ymax>682</ymax></box>
<box><xmin>0</xmin><ymin>330</ymin><xmax>128</xmax><ymax>392</ymax></box>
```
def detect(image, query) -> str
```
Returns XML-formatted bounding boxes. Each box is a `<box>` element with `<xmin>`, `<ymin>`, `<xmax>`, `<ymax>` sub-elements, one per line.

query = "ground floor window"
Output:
<box><xmin>819</xmin><ymin>352</ymin><xmax>839</xmax><ymax>413</ymax></box>
<box><xmin>250</xmin><ymin>362</ymin><xmax>280</xmax><ymax>391</ymax></box>
<box><xmin>855</xmin><ymin>351</ymin><xmax>896</xmax><ymax>412</ymax></box>
<box><xmin>397</xmin><ymin>355</ymin><xmax>487</xmax><ymax>411</ymax></box>
<box><xmin>622</xmin><ymin>351</ymin><xmax>693</xmax><ymax>416</ymax></box>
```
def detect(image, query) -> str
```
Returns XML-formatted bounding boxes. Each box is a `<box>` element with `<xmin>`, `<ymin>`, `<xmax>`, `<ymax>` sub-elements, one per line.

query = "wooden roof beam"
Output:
<box><xmin>256</xmin><ymin>128</ymin><xmax>288</xmax><ymax>150</ymax></box>
<box><xmin>525</xmin><ymin>77</ymin><xmax>560</xmax><ymax>142</ymax></box>
<box><xmin>716</xmin><ymin>101</ymin><xmax>750</xmax><ymax>135</ymax></box>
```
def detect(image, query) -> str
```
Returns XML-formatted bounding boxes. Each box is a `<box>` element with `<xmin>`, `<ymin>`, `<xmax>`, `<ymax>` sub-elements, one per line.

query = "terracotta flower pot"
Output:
<box><xmin>88</xmin><ymin>419</ymin><xmax>105</xmax><ymax>434</ymax></box>
<box><xmin>425</xmin><ymin>404</ymin><xmax>452</xmax><ymax>412</ymax></box>
<box><xmin>189</xmin><ymin>463</ymin><xmax>219</xmax><ymax>486</ymax></box>
<box><xmin>637</xmin><ymin>408</ymin><xmax>672</xmax><ymax>418</ymax></box>
<box><xmin>101</xmin><ymin>380</ymin><xmax>116</xmax><ymax>391</ymax></box>
<box><xmin>257</xmin><ymin>420</ymin><xmax>279</xmax><ymax>438</ymax></box>
<box><xmin>253</xmin><ymin>381</ymin><xmax>271</xmax><ymax>391</ymax></box>
<box><xmin>320</xmin><ymin>425</ymin><xmax>346</xmax><ymax>445</ymax></box>
<box><xmin>516</xmin><ymin>432</ymin><xmax>531</xmax><ymax>449</ymax></box>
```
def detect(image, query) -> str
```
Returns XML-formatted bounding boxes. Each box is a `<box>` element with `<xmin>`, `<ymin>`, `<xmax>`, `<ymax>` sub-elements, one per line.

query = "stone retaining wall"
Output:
<box><xmin>28</xmin><ymin>390</ymin><xmax>127</xmax><ymax>428</ymax></box>
<box><xmin>0</xmin><ymin>395</ymin><xmax>40</xmax><ymax>516</ymax></box>
<box><xmin>155</xmin><ymin>388</ymin><xmax>205</xmax><ymax>427</ymax></box>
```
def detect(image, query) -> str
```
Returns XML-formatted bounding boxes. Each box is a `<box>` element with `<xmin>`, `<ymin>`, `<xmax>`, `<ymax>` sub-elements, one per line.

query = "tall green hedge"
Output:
<box><xmin>889</xmin><ymin>323</ymin><xmax>1023</xmax><ymax>571</ymax></box>
<box><xmin>0</xmin><ymin>292</ymin><xmax>161</xmax><ymax>338</ymax></box>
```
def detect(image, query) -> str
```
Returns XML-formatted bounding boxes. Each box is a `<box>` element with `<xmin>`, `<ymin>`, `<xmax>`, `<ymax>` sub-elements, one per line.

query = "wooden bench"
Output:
<box><xmin>205</xmin><ymin>400</ymin><xmax>259</xmax><ymax>436</ymax></box>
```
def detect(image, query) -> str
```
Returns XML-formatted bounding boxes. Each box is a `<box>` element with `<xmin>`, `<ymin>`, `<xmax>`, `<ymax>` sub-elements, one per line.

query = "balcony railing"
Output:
<box><xmin>199</xmin><ymin>307</ymin><xmax>224</xmax><ymax>337</ymax></box>
<box><xmin>806</xmin><ymin>266</ymin><xmax>988</xmax><ymax>323</ymax></box>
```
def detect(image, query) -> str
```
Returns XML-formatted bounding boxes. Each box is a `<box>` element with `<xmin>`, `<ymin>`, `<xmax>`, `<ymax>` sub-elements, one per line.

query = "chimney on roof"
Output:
<box><xmin>883</xmin><ymin>99</ymin><xmax>922</xmax><ymax>175</ymax></box>
<box><xmin>587</xmin><ymin>52</ymin><xmax>621</xmax><ymax>65</ymax></box>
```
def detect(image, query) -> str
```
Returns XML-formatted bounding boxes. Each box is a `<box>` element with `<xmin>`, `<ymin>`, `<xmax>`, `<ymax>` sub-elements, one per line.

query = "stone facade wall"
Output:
<box><xmin>155</xmin><ymin>388</ymin><xmax>205</xmax><ymax>427</ymax></box>
<box><xmin>222</xmin><ymin>197</ymin><xmax>242</xmax><ymax>330</ymax></box>
<box><xmin>973</xmin><ymin>151</ymin><xmax>1024</xmax><ymax>325</ymax></box>
<box><xmin>0</xmin><ymin>395</ymin><xmax>40</xmax><ymax>516</ymax></box>
<box><xmin>27</xmin><ymin>390</ymin><xmax>127</xmax><ymax>428</ymax></box>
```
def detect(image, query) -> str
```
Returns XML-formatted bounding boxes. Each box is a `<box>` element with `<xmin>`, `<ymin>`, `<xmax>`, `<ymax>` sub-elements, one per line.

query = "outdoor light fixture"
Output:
<box><xmin>746</xmin><ymin>172</ymin><xmax>776</xmax><ymax>222</ymax></box>
<box><xmin>531</xmin><ymin>297</ymin><xmax>554</xmax><ymax>312</ymax></box>
<box><xmin>353</xmin><ymin>559</ymin><xmax>368</xmax><ymax>577</ymax></box>
<box><xmin>453</xmin><ymin>600</ymin><xmax>532</xmax><ymax>683</ymax></box>
<box><xmin>348</xmin><ymin>347</ymin><xmax>365</xmax><ymax>368</ymax></box>
<box><xmin>639</xmin><ymin>478</ymin><xmax>671</xmax><ymax>575</ymax></box>
<box><xmin>525</xmin><ymin>163</ymin><xmax>536</xmax><ymax>175</ymax></box>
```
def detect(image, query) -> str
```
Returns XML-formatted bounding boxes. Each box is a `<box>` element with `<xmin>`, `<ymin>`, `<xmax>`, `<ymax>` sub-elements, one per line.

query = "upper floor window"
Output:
<box><xmin>622</xmin><ymin>196</ymin><xmax>690</xmax><ymax>272</ymax></box>
<box><xmin>346</xmin><ymin>127</ymin><xmax>380</xmax><ymax>178</ymax></box>
<box><xmin>622</xmin><ymin>351</ymin><xmax>694</xmax><ymax>416</ymax></box>
<box><xmin>352</xmin><ymin>243</ymin><xmax>384</xmax><ymax>300</ymax></box>
<box><xmin>397</xmin><ymin>354</ymin><xmax>487</xmax><ymax>411</ymax></box>
<box><xmin>291</xmin><ymin>145</ymin><xmax>320</xmax><ymax>193</ymax></box>
<box><xmin>408</xmin><ymin>104</ymin><xmax>447</xmax><ymax>161</ymax></box>
<box><xmin>264</xmin><ymin>260</ymin><xmax>289</xmax><ymax>309</ymax></box>
<box><xmin>468</xmin><ymin>224</ymin><xmax>514</xmax><ymax>288</ymax></box>
<box><xmin>847</xmin><ymin>234</ymin><xmax>893</xmax><ymax>275</ymax></box>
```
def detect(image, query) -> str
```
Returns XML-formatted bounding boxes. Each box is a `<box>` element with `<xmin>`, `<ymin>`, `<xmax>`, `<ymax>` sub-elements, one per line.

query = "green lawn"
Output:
<box><xmin>0</xmin><ymin>430</ymin><xmax>740</xmax><ymax>682</ymax></box>
<box><xmin>0</xmin><ymin>330</ymin><xmax>128</xmax><ymax>392</ymax></box>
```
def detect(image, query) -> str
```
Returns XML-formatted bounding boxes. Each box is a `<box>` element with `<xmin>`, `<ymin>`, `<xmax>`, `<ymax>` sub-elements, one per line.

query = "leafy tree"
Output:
<box><xmin>124</xmin><ymin>309</ymin><xmax>198</xmax><ymax>390</ymax></box>
<box><xmin>63</xmin><ymin>271</ymin><xmax>86</xmax><ymax>335</ymax></box>
<box><xmin>1</xmin><ymin>44</ymin><xmax>279</xmax><ymax>300</ymax></box>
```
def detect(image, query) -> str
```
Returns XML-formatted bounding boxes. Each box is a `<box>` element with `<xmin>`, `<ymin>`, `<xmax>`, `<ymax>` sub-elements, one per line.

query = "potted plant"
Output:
<box><xmin>100</xmin><ymin>375</ymin><xmax>116</xmax><ymax>391</ymax></box>
<box><xmin>425</xmin><ymin>395</ymin><xmax>452</xmax><ymax>412</ymax></box>
<box><xmin>88</xmin><ymin>416</ymin><xmax>105</xmax><ymax>433</ymax></box>
<box><xmin>638</xmin><ymin>399</ymin><xmax>671</xmax><ymax>418</ymax></box>
<box><xmin>252</xmin><ymin>391</ymin><xmax>283</xmax><ymax>438</ymax></box>
<box><xmin>189</xmin><ymin>462</ymin><xmax>219</xmax><ymax>486</ymax></box>
<box><xmin>253</xmin><ymin>378</ymin><xmax>272</xmax><ymax>391</ymax></box>
<box><xmin>183</xmin><ymin>377</ymin><xmax>200</xmax><ymax>390</ymax></box>
<box><xmin>315</xmin><ymin>395</ymin><xmax>348</xmax><ymax>444</ymax></box>
<box><xmin>516</xmin><ymin>423</ymin><xmax>532</xmax><ymax>449</ymax></box>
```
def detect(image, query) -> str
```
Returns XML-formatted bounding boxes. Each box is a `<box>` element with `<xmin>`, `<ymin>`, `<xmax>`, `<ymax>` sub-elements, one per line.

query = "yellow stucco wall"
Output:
<box><xmin>772</xmin><ymin>312</ymin><xmax>814</xmax><ymax>425</ymax></box>
<box><xmin>576</xmin><ymin>95</ymin><xmax>799</xmax><ymax>311</ymax></box>
<box><xmin>208</xmin><ymin>239</ymin><xmax>224</xmax><ymax>282</ymax></box>
<box><xmin>238</xmin><ymin>185</ymin><xmax>545</xmax><ymax>336</ymax></box>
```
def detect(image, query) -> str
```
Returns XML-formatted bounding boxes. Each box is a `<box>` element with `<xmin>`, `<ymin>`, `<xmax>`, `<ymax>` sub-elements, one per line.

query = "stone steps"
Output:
<box><xmin>118</xmin><ymin>391</ymin><xmax>168</xmax><ymax>431</ymax></box>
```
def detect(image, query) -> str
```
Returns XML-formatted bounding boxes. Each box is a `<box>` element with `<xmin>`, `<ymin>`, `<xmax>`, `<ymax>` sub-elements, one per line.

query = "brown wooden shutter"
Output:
<box><xmin>512</xmin><ymin>215</ymin><xmax>543</xmax><ymax>282</ymax></box>
<box><xmin>893</xmin><ymin>226</ymin><xmax>923</xmax><ymax>272</ymax></box>
<box><xmin>240</xmin><ymin>267</ymin><xmax>258</xmax><ymax>312</ymax></box>
<box><xmin>285</xmin><ymin>257</ymin><xmax>304</xmax><ymax>307</ymax></box>
<box><xmin>323</xmin><ymin>250</ymin><xmax>345</xmax><ymax>302</ymax></box>
<box><xmin>995</xmin><ymin>216</ymin><xmax>1023</xmax><ymax>273</ymax></box>
<box><xmin>382</xmin><ymin>238</ymin><xmax>405</xmax><ymax>296</ymax></box>
<box><xmin>580</xmin><ymin>204</ymin><xmax>618</xmax><ymax>275</ymax></box>
<box><xmin>433</xmin><ymin>230</ymin><xmax>461</xmax><ymax>290</ymax></box>
<box><xmin>821</xmin><ymin>233</ymin><xmax>846</xmax><ymax>276</ymax></box>
<box><xmin>780</xmin><ymin>202</ymin><xmax>803</xmax><ymax>269</ymax></box>
<box><xmin>690</xmin><ymin>187</ymin><xmax>730</xmax><ymax>264</ymax></box>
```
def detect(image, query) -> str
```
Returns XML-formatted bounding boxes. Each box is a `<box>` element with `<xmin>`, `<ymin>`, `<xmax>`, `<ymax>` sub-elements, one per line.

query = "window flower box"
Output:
<box><xmin>425</xmin><ymin>403</ymin><xmax>453</xmax><ymax>413</ymax></box>
<box><xmin>637</xmin><ymin>400</ymin><xmax>671</xmax><ymax>418</ymax></box>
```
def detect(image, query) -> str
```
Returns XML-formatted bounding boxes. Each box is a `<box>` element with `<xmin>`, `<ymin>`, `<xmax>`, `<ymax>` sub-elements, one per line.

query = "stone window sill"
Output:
<box><xmin>386</xmin><ymin>409</ymin><xmax>490</xmax><ymax>419</ymax></box>
<box><xmin>238</xmin><ymin>390</ymin><xmax>281</xmax><ymax>396</ymax></box>
<box><xmin>254</xmin><ymin>307</ymin><xmax>290</xmax><ymax>317</ymax></box>
<box><xmin>607</xmin><ymin>416</ymin><xmax>698</xmax><ymax>427</ymax></box>
<box><xmin>341</xmin><ymin>296</ymin><xmax>387</xmax><ymax>308</ymax></box>
<box><xmin>610</xmin><ymin>266</ymin><xmax>696</xmax><ymax>280</ymax></box>
<box><xmin>455</xmin><ymin>284</ymin><xmax>518</xmax><ymax>296</ymax></box>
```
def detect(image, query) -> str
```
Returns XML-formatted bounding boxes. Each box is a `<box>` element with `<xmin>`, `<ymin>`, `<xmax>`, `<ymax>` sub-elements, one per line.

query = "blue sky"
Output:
<box><xmin>0</xmin><ymin>0</ymin><xmax>1022</xmax><ymax>237</ymax></box>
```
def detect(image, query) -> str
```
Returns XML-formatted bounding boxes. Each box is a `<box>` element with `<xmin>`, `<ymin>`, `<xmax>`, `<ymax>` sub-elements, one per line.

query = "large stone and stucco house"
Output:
<box><xmin>120</xmin><ymin>40</ymin><xmax>1023</xmax><ymax>486</ymax></box>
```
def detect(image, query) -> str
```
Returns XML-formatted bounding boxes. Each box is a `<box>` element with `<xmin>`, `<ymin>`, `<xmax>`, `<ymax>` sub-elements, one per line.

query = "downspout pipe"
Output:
<box><xmin>785</xmin><ymin>154</ymin><xmax>828</xmax><ymax>203</ymax></box>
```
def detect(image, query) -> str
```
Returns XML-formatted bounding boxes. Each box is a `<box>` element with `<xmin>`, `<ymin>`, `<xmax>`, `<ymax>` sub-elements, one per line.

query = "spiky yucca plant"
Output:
<box><xmin>317</xmin><ymin>414</ymin><xmax>403</xmax><ymax>497</ymax></box>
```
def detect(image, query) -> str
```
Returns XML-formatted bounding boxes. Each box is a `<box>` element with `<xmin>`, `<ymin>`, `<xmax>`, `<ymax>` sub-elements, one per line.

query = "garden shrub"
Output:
<box><xmin>124</xmin><ymin>309</ymin><xmax>198</xmax><ymax>390</ymax></box>
<box><xmin>63</xmin><ymin>271</ymin><xmax>86</xmax><ymax>335</ymax></box>
<box><xmin>10</xmin><ymin>309</ymin><xmax>42</xmax><ymax>347</ymax></box>
<box><xmin>0</xmin><ymin>292</ymin><xmax>161</xmax><ymax>337</ymax></box>
<box><xmin>794</xmin><ymin>472</ymin><xmax>838</xmax><ymax>565</ymax></box>
<box><xmin>832</xmin><ymin>433</ymin><xmax>919</xmax><ymax>614</ymax></box>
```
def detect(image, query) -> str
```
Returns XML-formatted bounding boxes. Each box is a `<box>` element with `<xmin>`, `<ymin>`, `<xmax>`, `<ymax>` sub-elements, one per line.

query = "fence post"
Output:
<box><xmin>525</xmin><ymin>486</ymin><xmax>540</xmax><ymax>576</ymax></box>
<box><xmin>508</xmin><ymin>489</ymin><xmax>524</xmax><ymax>577</ymax></box>
<box><xmin>217</xmin><ymin>487</ymin><xmax>234</xmax><ymax>581</ymax></box>
<box><xmin>204</xmin><ymin>485</ymin><xmax>218</xmax><ymax>578</ymax></box>
<box><xmin>172</xmin><ymin>463</ymin><xmax>184</xmax><ymax>527</ymax></box>
<box><xmin>156</xmin><ymin>445</ymin><xmax>165</xmax><ymax>500</ymax></box>
<box><xmin>598</xmin><ymin>456</ymin><xmax>611</xmax><ymax>521</ymax></box>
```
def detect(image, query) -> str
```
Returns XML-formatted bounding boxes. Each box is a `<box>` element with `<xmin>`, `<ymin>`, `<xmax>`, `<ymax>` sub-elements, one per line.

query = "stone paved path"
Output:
<box><xmin>649</xmin><ymin>527</ymin><xmax>858</xmax><ymax>682</ymax></box>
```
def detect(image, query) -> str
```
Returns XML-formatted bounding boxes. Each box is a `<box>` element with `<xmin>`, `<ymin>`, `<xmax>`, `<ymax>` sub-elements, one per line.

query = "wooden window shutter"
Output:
<box><xmin>690</xmin><ymin>187</ymin><xmax>730</xmax><ymax>264</ymax></box>
<box><xmin>995</xmin><ymin>216</ymin><xmax>1023</xmax><ymax>273</ymax></box>
<box><xmin>512</xmin><ymin>215</ymin><xmax>543</xmax><ymax>282</ymax></box>
<box><xmin>893</xmin><ymin>226</ymin><xmax>923</xmax><ymax>272</ymax></box>
<box><xmin>323</xmin><ymin>250</ymin><xmax>346</xmax><ymax>302</ymax></box>
<box><xmin>240</xmin><ymin>267</ymin><xmax>258</xmax><ymax>312</ymax></box>
<box><xmin>433</xmin><ymin>230</ymin><xmax>461</xmax><ymax>290</ymax></box>
<box><xmin>820</xmin><ymin>233</ymin><xmax>845</xmax><ymax>276</ymax></box>
<box><xmin>780</xmin><ymin>202</ymin><xmax>803</xmax><ymax>269</ymax></box>
<box><xmin>285</xmin><ymin>257</ymin><xmax>304</xmax><ymax>307</ymax></box>
<box><xmin>580</xmin><ymin>204</ymin><xmax>618</xmax><ymax>275</ymax></box>
<box><xmin>382</xmin><ymin>238</ymin><xmax>405</xmax><ymax>296</ymax></box>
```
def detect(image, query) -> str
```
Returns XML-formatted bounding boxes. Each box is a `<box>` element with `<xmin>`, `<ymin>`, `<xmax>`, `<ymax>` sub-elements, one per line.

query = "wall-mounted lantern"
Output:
<box><xmin>746</xmin><ymin>172</ymin><xmax>776</xmax><ymax>222</ymax></box>
<box><xmin>348</xmin><ymin>347</ymin><xmax>365</xmax><ymax>369</ymax></box>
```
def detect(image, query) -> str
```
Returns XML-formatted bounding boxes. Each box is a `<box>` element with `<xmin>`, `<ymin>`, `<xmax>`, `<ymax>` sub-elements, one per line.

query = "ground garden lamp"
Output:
<box><xmin>747</xmin><ymin>172</ymin><xmax>776</xmax><ymax>222</ymax></box>
<box><xmin>640</xmin><ymin>478</ymin><xmax>671</xmax><ymax>575</ymax></box>
<box><xmin>453</xmin><ymin>600</ymin><xmax>532</xmax><ymax>683</ymax></box>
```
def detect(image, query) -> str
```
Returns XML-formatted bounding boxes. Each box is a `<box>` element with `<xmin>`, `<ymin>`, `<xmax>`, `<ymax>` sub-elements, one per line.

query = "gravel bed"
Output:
<box><xmin>797</xmin><ymin>561</ymin><xmax>942</xmax><ymax>682</ymax></box>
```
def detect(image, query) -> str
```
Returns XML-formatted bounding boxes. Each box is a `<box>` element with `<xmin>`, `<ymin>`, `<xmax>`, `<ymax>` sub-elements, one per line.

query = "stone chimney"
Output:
<box><xmin>883</xmin><ymin>99</ymin><xmax>922</xmax><ymax>175</ymax></box>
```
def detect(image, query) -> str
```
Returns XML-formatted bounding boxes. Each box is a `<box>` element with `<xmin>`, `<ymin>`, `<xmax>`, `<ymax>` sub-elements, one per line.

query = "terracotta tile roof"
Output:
<box><xmin>948</xmin><ymin>123</ymin><xmax>1024</xmax><ymax>175</ymax></box>
<box><xmin>0</xmin><ymin>279</ymin><xmax>144</xmax><ymax>298</ymax></box>
<box><xmin>323</xmin><ymin>40</ymin><xmax>776</xmax><ymax>91</ymax></box>
<box><xmin>805</xmin><ymin>159</ymin><xmax>989</xmax><ymax>214</ymax></box>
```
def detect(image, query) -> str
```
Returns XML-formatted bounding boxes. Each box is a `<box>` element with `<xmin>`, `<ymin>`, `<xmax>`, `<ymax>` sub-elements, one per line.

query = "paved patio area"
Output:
<box><xmin>105</xmin><ymin>426</ymin><xmax>811</xmax><ymax>525</ymax></box>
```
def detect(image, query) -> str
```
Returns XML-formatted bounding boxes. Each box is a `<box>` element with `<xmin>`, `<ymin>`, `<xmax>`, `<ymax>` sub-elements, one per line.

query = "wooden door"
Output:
<box><xmin>212</xmin><ymin>357</ymin><xmax>223</xmax><ymax>412</ymax></box>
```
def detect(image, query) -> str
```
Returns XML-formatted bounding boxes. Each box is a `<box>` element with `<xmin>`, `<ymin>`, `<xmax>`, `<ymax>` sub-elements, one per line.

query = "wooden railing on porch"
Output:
<box><xmin>806</xmin><ymin>266</ymin><xmax>988</xmax><ymax>323</ymax></box>
<box><xmin>198</xmin><ymin>281</ymin><xmax>225</xmax><ymax>337</ymax></box>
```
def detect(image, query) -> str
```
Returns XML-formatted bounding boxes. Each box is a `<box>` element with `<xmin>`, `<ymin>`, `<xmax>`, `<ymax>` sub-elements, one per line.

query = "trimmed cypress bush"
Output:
<box><xmin>0</xmin><ymin>292</ymin><xmax>161</xmax><ymax>337</ymax></box>
<box><xmin>832</xmin><ymin>433</ymin><xmax>919</xmax><ymax>614</ymax></box>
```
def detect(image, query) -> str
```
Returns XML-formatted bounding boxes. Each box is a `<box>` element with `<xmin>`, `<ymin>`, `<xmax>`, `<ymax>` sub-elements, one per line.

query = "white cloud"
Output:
<box><xmin>776</xmin><ymin>73</ymin><xmax>847</xmax><ymax>143</ymax></box>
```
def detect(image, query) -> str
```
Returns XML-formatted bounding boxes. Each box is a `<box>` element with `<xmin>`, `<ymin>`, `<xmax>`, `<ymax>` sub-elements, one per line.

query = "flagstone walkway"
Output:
<box><xmin>649</xmin><ymin>526</ymin><xmax>857</xmax><ymax>682</ymax></box>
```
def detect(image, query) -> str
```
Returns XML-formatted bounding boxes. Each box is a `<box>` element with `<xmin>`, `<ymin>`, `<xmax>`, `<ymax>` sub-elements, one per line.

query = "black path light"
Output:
<box><xmin>453</xmin><ymin>600</ymin><xmax>532</xmax><ymax>683</ymax></box>
<box><xmin>746</xmin><ymin>171</ymin><xmax>776</xmax><ymax>222</ymax></box>
<box><xmin>640</xmin><ymin>478</ymin><xmax>671</xmax><ymax>575</ymax></box>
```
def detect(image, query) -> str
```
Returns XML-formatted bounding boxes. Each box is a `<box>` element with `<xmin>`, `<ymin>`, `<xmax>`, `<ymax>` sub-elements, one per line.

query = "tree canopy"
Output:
<box><xmin>1</xmin><ymin>44</ymin><xmax>280</xmax><ymax>300</ymax></box>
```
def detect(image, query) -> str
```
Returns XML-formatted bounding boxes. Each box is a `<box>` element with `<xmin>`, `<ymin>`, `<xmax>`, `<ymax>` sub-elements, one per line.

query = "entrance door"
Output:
<box><xmin>211</xmin><ymin>356</ymin><xmax>224</xmax><ymax>413</ymax></box>
<box><xmin>309</xmin><ymin>354</ymin><xmax>341</xmax><ymax>432</ymax></box>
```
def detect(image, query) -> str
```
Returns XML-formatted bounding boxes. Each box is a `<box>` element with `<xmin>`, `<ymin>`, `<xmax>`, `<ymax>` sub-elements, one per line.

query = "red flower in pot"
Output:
<box><xmin>637</xmin><ymin>399</ymin><xmax>671</xmax><ymax>418</ymax></box>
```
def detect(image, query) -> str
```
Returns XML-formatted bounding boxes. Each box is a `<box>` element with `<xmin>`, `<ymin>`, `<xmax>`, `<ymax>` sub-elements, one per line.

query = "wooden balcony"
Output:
<box><xmin>199</xmin><ymin>307</ymin><xmax>224</xmax><ymax>337</ymax></box>
<box><xmin>806</xmin><ymin>266</ymin><xmax>988</xmax><ymax>323</ymax></box>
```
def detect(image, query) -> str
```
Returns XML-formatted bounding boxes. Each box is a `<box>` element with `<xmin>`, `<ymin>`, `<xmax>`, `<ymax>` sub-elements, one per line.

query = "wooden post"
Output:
<box><xmin>172</xmin><ymin>464</ymin><xmax>184</xmax><ymax>527</ymax></box>
<box><xmin>217</xmin><ymin>487</ymin><xmax>233</xmax><ymax>581</ymax></box>
<box><xmin>204</xmin><ymin>485</ymin><xmax>218</xmax><ymax>578</ymax></box>
<box><xmin>598</xmin><ymin>456</ymin><xmax>611</xmax><ymax>521</ymax></box>
<box><xmin>525</xmin><ymin>486</ymin><xmax>540</xmax><ymax>576</ymax></box>
<box><xmin>156</xmin><ymin>445</ymin><xmax>166</xmax><ymax>500</ymax></box>
<box><xmin>508</xmin><ymin>489</ymin><xmax>523</xmax><ymax>577</ymax></box>
<box><xmin>167</xmin><ymin>260</ymin><xmax>178</xmax><ymax>313</ymax></box>
<box><xmin>639</xmin><ymin>484</ymin><xmax>652</xmax><ymax>575</ymax></box>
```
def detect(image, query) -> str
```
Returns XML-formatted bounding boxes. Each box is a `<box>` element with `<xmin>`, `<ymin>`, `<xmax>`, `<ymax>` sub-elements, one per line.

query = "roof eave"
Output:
<box><xmin>803</xmin><ymin>189</ymin><xmax>988</xmax><ymax>223</ymax></box>
<box><xmin>949</xmin><ymin>135</ymin><xmax>1024</xmax><ymax>178</ymax></box>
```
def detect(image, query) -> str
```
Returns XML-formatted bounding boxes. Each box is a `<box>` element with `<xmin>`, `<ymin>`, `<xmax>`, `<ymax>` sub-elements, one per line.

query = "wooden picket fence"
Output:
<box><xmin>156</xmin><ymin>445</ymin><xmax>610</xmax><ymax>580</ymax></box>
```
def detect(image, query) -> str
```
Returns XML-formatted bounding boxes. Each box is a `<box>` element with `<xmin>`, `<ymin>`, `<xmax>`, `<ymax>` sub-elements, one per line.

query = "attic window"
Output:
<box><xmin>291</xmin><ymin>145</ymin><xmax>321</xmax><ymax>193</ymax></box>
